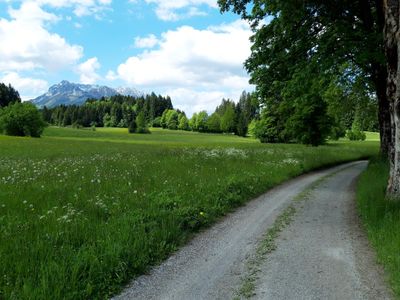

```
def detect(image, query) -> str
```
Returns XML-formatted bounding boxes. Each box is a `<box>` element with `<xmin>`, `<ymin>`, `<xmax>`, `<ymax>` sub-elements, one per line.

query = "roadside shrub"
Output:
<box><xmin>0</xmin><ymin>102</ymin><xmax>46</xmax><ymax>137</ymax></box>
<box><xmin>178</xmin><ymin>207</ymin><xmax>209</xmax><ymax>231</ymax></box>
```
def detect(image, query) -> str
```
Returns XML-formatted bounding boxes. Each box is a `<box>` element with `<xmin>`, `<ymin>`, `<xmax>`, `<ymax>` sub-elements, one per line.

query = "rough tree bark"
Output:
<box><xmin>372</xmin><ymin>65</ymin><xmax>392</xmax><ymax>157</ymax></box>
<box><xmin>365</xmin><ymin>2</ymin><xmax>392</xmax><ymax>157</ymax></box>
<box><xmin>383</xmin><ymin>0</ymin><xmax>400</xmax><ymax>195</ymax></box>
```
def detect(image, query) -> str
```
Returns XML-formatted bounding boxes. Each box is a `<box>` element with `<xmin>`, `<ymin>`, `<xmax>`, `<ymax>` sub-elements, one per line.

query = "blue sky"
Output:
<box><xmin>0</xmin><ymin>0</ymin><xmax>253</xmax><ymax>115</ymax></box>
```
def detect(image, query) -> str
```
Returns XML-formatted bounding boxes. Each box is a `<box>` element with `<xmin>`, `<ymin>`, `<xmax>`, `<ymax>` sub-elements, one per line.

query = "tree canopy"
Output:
<box><xmin>0</xmin><ymin>83</ymin><xmax>21</xmax><ymax>108</ymax></box>
<box><xmin>0</xmin><ymin>102</ymin><xmax>46</xmax><ymax>137</ymax></box>
<box><xmin>218</xmin><ymin>0</ymin><xmax>388</xmax><ymax>148</ymax></box>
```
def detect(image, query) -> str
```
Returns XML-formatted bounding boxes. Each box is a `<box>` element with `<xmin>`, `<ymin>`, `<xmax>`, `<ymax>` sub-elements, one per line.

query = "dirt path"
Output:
<box><xmin>114</xmin><ymin>161</ymin><xmax>391</xmax><ymax>300</ymax></box>
<box><xmin>252</xmin><ymin>161</ymin><xmax>391</xmax><ymax>300</ymax></box>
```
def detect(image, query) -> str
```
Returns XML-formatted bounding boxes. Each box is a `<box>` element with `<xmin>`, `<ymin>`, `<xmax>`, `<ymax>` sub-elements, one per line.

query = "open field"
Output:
<box><xmin>0</xmin><ymin>127</ymin><xmax>379</xmax><ymax>299</ymax></box>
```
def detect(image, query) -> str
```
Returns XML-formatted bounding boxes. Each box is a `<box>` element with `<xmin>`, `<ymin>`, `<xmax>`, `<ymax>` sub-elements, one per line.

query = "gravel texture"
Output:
<box><xmin>113</xmin><ymin>161</ymin><xmax>391</xmax><ymax>300</ymax></box>
<box><xmin>253</xmin><ymin>161</ymin><xmax>392</xmax><ymax>300</ymax></box>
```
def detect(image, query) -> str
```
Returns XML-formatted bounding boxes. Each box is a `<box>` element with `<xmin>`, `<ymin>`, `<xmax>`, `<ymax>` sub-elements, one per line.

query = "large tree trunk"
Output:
<box><xmin>361</xmin><ymin>1</ymin><xmax>392</xmax><ymax>157</ymax></box>
<box><xmin>383</xmin><ymin>0</ymin><xmax>400</xmax><ymax>195</ymax></box>
<box><xmin>373</xmin><ymin>66</ymin><xmax>392</xmax><ymax>157</ymax></box>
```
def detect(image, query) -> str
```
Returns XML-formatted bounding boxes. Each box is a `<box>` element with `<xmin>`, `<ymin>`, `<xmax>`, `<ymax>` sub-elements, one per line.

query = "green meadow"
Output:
<box><xmin>0</xmin><ymin>127</ymin><xmax>379</xmax><ymax>299</ymax></box>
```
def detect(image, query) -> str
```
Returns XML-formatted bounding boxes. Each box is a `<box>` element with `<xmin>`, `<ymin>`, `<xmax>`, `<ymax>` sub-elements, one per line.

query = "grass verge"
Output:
<box><xmin>357</xmin><ymin>158</ymin><xmax>400</xmax><ymax>298</ymax></box>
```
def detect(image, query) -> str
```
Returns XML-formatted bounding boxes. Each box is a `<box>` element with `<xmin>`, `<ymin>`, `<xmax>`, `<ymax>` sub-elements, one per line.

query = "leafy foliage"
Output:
<box><xmin>218</xmin><ymin>0</ymin><xmax>383</xmax><ymax>146</ymax></box>
<box><xmin>128</xmin><ymin>120</ymin><xmax>137</xmax><ymax>133</ymax></box>
<box><xmin>135</xmin><ymin>112</ymin><xmax>150</xmax><ymax>134</ymax></box>
<box><xmin>0</xmin><ymin>83</ymin><xmax>21</xmax><ymax>108</ymax></box>
<box><xmin>206</xmin><ymin>113</ymin><xmax>222</xmax><ymax>133</ymax></box>
<box><xmin>0</xmin><ymin>102</ymin><xmax>46</xmax><ymax>137</ymax></box>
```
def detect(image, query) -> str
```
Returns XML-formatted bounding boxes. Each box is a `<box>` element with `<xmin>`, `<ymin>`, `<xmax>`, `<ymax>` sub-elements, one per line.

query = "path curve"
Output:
<box><xmin>114</xmin><ymin>161</ymin><xmax>391</xmax><ymax>300</ymax></box>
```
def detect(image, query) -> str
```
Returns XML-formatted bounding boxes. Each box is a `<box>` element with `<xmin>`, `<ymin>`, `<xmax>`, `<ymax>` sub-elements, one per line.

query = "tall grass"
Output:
<box><xmin>357</xmin><ymin>158</ymin><xmax>400</xmax><ymax>298</ymax></box>
<box><xmin>0</xmin><ymin>127</ymin><xmax>379</xmax><ymax>299</ymax></box>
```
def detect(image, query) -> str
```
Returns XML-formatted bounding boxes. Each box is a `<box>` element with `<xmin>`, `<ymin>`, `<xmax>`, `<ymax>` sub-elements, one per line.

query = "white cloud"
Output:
<box><xmin>106</xmin><ymin>70</ymin><xmax>118</xmax><ymax>81</ymax></box>
<box><xmin>77</xmin><ymin>57</ymin><xmax>101</xmax><ymax>84</ymax></box>
<box><xmin>0</xmin><ymin>2</ymin><xmax>83</xmax><ymax>72</ymax></box>
<box><xmin>113</xmin><ymin>20</ymin><xmax>253</xmax><ymax>115</ymax></box>
<box><xmin>0</xmin><ymin>72</ymin><xmax>48</xmax><ymax>100</ymax></box>
<box><xmin>130</xmin><ymin>0</ymin><xmax>217</xmax><ymax>21</ymax></box>
<box><xmin>134</xmin><ymin>34</ymin><xmax>159</xmax><ymax>48</ymax></box>
<box><xmin>34</xmin><ymin>0</ymin><xmax>113</xmax><ymax>17</ymax></box>
<box><xmin>117</xmin><ymin>20</ymin><xmax>251</xmax><ymax>89</ymax></box>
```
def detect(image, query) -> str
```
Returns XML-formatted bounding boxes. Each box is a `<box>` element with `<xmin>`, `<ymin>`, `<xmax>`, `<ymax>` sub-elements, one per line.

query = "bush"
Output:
<box><xmin>329</xmin><ymin>124</ymin><xmax>346</xmax><ymax>140</ymax></box>
<box><xmin>128</xmin><ymin>120</ymin><xmax>137</xmax><ymax>133</ymax></box>
<box><xmin>254</xmin><ymin>116</ymin><xmax>283</xmax><ymax>143</ymax></box>
<box><xmin>72</xmin><ymin>121</ymin><xmax>82</xmax><ymax>129</ymax></box>
<box><xmin>136</xmin><ymin>127</ymin><xmax>151</xmax><ymax>134</ymax></box>
<box><xmin>152</xmin><ymin>117</ymin><xmax>162</xmax><ymax>128</ymax></box>
<box><xmin>0</xmin><ymin>102</ymin><xmax>47</xmax><ymax>137</ymax></box>
<box><xmin>347</xmin><ymin>130</ymin><xmax>366</xmax><ymax>141</ymax></box>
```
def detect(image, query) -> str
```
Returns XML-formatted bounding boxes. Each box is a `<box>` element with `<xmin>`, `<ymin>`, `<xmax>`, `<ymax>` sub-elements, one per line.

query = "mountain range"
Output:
<box><xmin>30</xmin><ymin>80</ymin><xmax>142</xmax><ymax>108</ymax></box>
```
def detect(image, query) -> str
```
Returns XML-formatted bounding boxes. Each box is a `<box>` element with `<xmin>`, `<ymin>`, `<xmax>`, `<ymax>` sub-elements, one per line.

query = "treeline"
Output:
<box><xmin>42</xmin><ymin>93</ymin><xmax>173</xmax><ymax>128</ymax></box>
<box><xmin>157</xmin><ymin>92</ymin><xmax>259</xmax><ymax>137</ymax></box>
<box><xmin>41</xmin><ymin>85</ymin><xmax>378</xmax><ymax>142</ymax></box>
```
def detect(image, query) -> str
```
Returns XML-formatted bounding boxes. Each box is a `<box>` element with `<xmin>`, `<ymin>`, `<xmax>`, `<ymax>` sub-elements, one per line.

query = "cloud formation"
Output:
<box><xmin>29</xmin><ymin>0</ymin><xmax>112</xmax><ymax>17</ymax></box>
<box><xmin>0</xmin><ymin>72</ymin><xmax>48</xmax><ymax>100</ymax></box>
<box><xmin>0</xmin><ymin>2</ymin><xmax>83</xmax><ymax>72</ymax></box>
<box><xmin>134</xmin><ymin>34</ymin><xmax>159</xmax><ymax>48</ymax></box>
<box><xmin>130</xmin><ymin>0</ymin><xmax>217</xmax><ymax>21</ymax></box>
<box><xmin>0</xmin><ymin>0</ymin><xmax>112</xmax><ymax>98</ymax></box>
<box><xmin>114</xmin><ymin>20</ymin><xmax>253</xmax><ymax>115</ymax></box>
<box><xmin>77</xmin><ymin>57</ymin><xmax>101</xmax><ymax>84</ymax></box>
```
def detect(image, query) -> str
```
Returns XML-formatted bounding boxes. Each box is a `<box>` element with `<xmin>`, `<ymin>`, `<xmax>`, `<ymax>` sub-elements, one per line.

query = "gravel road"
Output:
<box><xmin>114</xmin><ymin>161</ymin><xmax>391</xmax><ymax>300</ymax></box>
<box><xmin>253</xmin><ymin>161</ymin><xmax>392</xmax><ymax>300</ymax></box>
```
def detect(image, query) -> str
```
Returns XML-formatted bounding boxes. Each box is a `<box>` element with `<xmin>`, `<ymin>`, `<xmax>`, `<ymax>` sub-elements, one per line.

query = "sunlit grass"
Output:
<box><xmin>365</xmin><ymin>131</ymin><xmax>380</xmax><ymax>141</ymax></box>
<box><xmin>357</xmin><ymin>158</ymin><xmax>400</xmax><ymax>298</ymax></box>
<box><xmin>0</xmin><ymin>127</ymin><xmax>379</xmax><ymax>299</ymax></box>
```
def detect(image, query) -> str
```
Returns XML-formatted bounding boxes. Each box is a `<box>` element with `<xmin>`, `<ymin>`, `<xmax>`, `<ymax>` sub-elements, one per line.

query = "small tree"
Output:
<box><xmin>196</xmin><ymin>111</ymin><xmax>209</xmax><ymax>132</ymax></box>
<box><xmin>160</xmin><ymin>110</ymin><xmax>168</xmax><ymax>128</ymax></box>
<box><xmin>220</xmin><ymin>105</ymin><xmax>236</xmax><ymax>133</ymax></box>
<box><xmin>128</xmin><ymin>120</ymin><xmax>137</xmax><ymax>133</ymax></box>
<box><xmin>152</xmin><ymin>116</ymin><xmax>162</xmax><ymax>127</ymax></box>
<box><xmin>206</xmin><ymin>113</ymin><xmax>222</xmax><ymax>133</ymax></box>
<box><xmin>189</xmin><ymin>113</ymin><xmax>198</xmax><ymax>131</ymax></box>
<box><xmin>0</xmin><ymin>102</ymin><xmax>47</xmax><ymax>137</ymax></box>
<box><xmin>166</xmin><ymin>110</ymin><xmax>179</xmax><ymax>130</ymax></box>
<box><xmin>178</xmin><ymin>115</ymin><xmax>189</xmax><ymax>130</ymax></box>
<box><xmin>247</xmin><ymin>119</ymin><xmax>258</xmax><ymax>138</ymax></box>
<box><xmin>136</xmin><ymin>111</ymin><xmax>150</xmax><ymax>134</ymax></box>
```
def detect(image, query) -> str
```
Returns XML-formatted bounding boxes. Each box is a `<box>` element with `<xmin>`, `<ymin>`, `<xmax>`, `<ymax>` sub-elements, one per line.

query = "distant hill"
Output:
<box><xmin>30</xmin><ymin>80</ymin><xmax>142</xmax><ymax>108</ymax></box>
